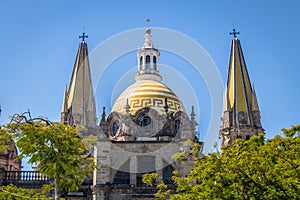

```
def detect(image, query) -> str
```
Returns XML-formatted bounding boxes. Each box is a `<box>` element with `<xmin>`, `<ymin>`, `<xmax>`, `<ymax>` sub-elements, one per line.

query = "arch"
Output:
<box><xmin>146</xmin><ymin>55</ymin><xmax>150</xmax><ymax>70</ymax></box>
<box><xmin>153</xmin><ymin>56</ymin><xmax>157</xmax><ymax>70</ymax></box>
<box><xmin>174</xmin><ymin>119</ymin><xmax>181</xmax><ymax>133</ymax></box>
<box><xmin>139</xmin><ymin>56</ymin><xmax>143</xmax><ymax>70</ymax></box>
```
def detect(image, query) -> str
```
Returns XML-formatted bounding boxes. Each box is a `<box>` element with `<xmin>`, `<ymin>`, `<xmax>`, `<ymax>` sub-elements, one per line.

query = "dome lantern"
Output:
<box><xmin>136</xmin><ymin>28</ymin><xmax>162</xmax><ymax>82</ymax></box>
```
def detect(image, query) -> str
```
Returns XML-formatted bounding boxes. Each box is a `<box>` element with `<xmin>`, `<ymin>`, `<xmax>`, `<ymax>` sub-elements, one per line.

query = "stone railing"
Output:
<box><xmin>4</xmin><ymin>171</ymin><xmax>51</xmax><ymax>181</ymax></box>
<box><xmin>0</xmin><ymin>170</ymin><xmax>52</xmax><ymax>188</ymax></box>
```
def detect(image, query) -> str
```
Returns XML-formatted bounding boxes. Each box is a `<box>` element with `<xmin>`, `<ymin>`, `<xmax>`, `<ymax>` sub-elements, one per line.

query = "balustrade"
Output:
<box><xmin>4</xmin><ymin>171</ymin><xmax>51</xmax><ymax>182</ymax></box>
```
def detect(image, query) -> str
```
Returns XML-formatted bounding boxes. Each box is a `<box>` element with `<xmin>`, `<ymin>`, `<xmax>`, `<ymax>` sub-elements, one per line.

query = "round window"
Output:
<box><xmin>140</xmin><ymin>116</ymin><xmax>152</xmax><ymax>129</ymax></box>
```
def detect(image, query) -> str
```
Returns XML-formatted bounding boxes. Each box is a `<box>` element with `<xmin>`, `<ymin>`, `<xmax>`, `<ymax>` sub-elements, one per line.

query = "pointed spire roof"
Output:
<box><xmin>220</xmin><ymin>29</ymin><xmax>264</xmax><ymax>146</ymax></box>
<box><xmin>225</xmin><ymin>31</ymin><xmax>254</xmax><ymax>126</ymax></box>
<box><xmin>61</xmin><ymin>85</ymin><xmax>68</xmax><ymax>113</ymax></box>
<box><xmin>190</xmin><ymin>106</ymin><xmax>196</xmax><ymax>121</ymax></box>
<box><xmin>61</xmin><ymin>33</ymin><xmax>97</xmax><ymax>128</ymax></box>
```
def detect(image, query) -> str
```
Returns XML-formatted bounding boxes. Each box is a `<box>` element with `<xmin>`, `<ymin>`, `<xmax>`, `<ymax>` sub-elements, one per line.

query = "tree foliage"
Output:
<box><xmin>2</xmin><ymin>112</ymin><xmax>97</xmax><ymax>199</ymax></box>
<box><xmin>146</xmin><ymin>125</ymin><xmax>300</xmax><ymax>199</ymax></box>
<box><xmin>0</xmin><ymin>127</ymin><xmax>14</xmax><ymax>153</ymax></box>
<box><xmin>0</xmin><ymin>184</ymin><xmax>49</xmax><ymax>199</ymax></box>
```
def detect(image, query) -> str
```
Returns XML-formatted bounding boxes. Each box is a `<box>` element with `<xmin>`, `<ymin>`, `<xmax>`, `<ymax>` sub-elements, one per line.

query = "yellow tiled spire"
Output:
<box><xmin>226</xmin><ymin>36</ymin><xmax>254</xmax><ymax>126</ymax></box>
<box><xmin>61</xmin><ymin>33</ymin><xmax>97</xmax><ymax>128</ymax></box>
<box><xmin>220</xmin><ymin>30</ymin><xmax>264</xmax><ymax>146</ymax></box>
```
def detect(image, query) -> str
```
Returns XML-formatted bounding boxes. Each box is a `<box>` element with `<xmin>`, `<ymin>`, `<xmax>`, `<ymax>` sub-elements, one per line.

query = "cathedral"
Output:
<box><xmin>58</xmin><ymin>28</ymin><xmax>264</xmax><ymax>199</ymax></box>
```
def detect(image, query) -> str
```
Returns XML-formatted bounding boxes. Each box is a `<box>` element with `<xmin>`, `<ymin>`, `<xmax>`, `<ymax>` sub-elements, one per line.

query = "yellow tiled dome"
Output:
<box><xmin>112</xmin><ymin>80</ymin><xmax>185</xmax><ymax>115</ymax></box>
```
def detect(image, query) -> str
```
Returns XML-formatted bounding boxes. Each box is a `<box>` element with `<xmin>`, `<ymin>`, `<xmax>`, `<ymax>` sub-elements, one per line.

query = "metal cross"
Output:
<box><xmin>230</xmin><ymin>28</ymin><xmax>240</xmax><ymax>38</ymax></box>
<box><xmin>79</xmin><ymin>32</ymin><xmax>88</xmax><ymax>41</ymax></box>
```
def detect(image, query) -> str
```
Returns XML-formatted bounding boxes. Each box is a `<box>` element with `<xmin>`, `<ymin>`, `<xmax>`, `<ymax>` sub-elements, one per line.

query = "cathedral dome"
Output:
<box><xmin>111</xmin><ymin>29</ymin><xmax>185</xmax><ymax>116</ymax></box>
<box><xmin>111</xmin><ymin>79</ymin><xmax>185</xmax><ymax>115</ymax></box>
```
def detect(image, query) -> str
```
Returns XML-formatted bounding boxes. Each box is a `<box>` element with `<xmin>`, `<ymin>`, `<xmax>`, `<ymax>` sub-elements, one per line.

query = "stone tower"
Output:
<box><xmin>61</xmin><ymin>33</ymin><xmax>97</xmax><ymax>128</ymax></box>
<box><xmin>219</xmin><ymin>30</ymin><xmax>264</xmax><ymax>146</ymax></box>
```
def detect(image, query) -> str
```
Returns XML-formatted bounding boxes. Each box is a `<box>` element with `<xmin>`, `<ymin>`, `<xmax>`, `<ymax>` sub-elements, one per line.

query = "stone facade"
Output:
<box><xmin>91</xmin><ymin>108</ymin><xmax>201</xmax><ymax>199</ymax></box>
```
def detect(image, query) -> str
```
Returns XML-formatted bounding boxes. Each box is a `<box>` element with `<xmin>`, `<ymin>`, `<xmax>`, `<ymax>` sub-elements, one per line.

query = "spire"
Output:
<box><xmin>219</xmin><ymin>29</ymin><xmax>264</xmax><ymax>146</ymax></box>
<box><xmin>190</xmin><ymin>106</ymin><xmax>196</xmax><ymax>121</ymax></box>
<box><xmin>61</xmin><ymin>33</ymin><xmax>97</xmax><ymax>128</ymax></box>
<box><xmin>135</xmin><ymin>28</ymin><xmax>162</xmax><ymax>82</ymax></box>
<box><xmin>101</xmin><ymin>106</ymin><xmax>106</xmax><ymax>120</ymax></box>
<box><xmin>226</xmin><ymin>33</ymin><xmax>253</xmax><ymax>126</ymax></box>
<box><xmin>61</xmin><ymin>85</ymin><xmax>70</xmax><ymax>123</ymax></box>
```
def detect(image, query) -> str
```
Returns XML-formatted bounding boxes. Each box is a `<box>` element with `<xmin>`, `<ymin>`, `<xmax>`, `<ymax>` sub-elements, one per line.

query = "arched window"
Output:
<box><xmin>174</xmin><ymin>119</ymin><xmax>181</xmax><ymax>133</ymax></box>
<box><xmin>112</xmin><ymin>120</ymin><xmax>120</xmax><ymax>136</ymax></box>
<box><xmin>146</xmin><ymin>55</ymin><xmax>150</xmax><ymax>70</ymax></box>
<box><xmin>140</xmin><ymin>116</ymin><xmax>152</xmax><ymax>130</ymax></box>
<box><xmin>153</xmin><ymin>56</ymin><xmax>157</xmax><ymax>70</ymax></box>
<box><xmin>139</xmin><ymin>56</ymin><xmax>143</xmax><ymax>70</ymax></box>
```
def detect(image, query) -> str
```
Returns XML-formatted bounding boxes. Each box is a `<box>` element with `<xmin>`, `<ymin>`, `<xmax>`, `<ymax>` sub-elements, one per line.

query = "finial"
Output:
<box><xmin>101</xmin><ymin>106</ymin><xmax>106</xmax><ymax>119</ymax></box>
<box><xmin>79</xmin><ymin>32</ymin><xmax>88</xmax><ymax>42</ymax></box>
<box><xmin>143</xmin><ymin>28</ymin><xmax>153</xmax><ymax>48</ymax></box>
<box><xmin>190</xmin><ymin>106</ymin><xmax>196</xmax><ymax>121</ymax></box>
<box><xmin>164</xmin><ymin>98</ymin><xmax>169</xmax><ymax>114</ymax></box>
<box><xmin>230</xmin><ymin>28</ymin><xmax>240</xmax><ymax>38</ymax></box>
<box><xmin>125</xmin><ymin>99</ymin><xmax>131</xmax><ymax>114</ymax></box>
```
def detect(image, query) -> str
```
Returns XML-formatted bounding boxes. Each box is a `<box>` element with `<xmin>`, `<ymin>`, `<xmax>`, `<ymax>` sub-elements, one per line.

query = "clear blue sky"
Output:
<box><xmin>0</xmin><ymin>0</ymin><xmax>299</xmax><ymax>157</ymax></box>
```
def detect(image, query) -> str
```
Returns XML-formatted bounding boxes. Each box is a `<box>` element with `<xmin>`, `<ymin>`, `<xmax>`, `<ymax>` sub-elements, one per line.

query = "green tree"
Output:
<box><xmin>3</xmin><ymin>112</ymin><xmax>96</xmax><ymax>200</ymax></box>
<box><xmin>145</xmin><ymin>125</ymin><xmax>300</xmax><ymax>199</ymax></box>
<box><xmin>0</xmin><ymin>184</ymin><xmax>49</xmax><ymax>199</ymax></box>
<box><xmin>0</xmin><ymin>127</ymin><xmax>14</xmax><ymax>153</ymax></box>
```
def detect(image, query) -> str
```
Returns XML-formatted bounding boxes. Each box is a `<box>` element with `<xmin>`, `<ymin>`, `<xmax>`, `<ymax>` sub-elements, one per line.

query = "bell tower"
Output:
<box><xmin>219</xmin><ymin>29</ymin><xmax>264</xmax><ymax>146</ymax></box>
